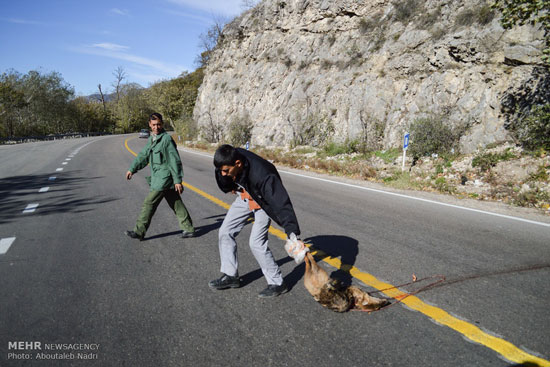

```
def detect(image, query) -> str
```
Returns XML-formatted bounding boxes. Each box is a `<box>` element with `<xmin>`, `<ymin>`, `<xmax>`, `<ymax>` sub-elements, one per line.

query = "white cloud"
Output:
<box><xmin>162</xmin><ymin>9</ymin><xmax>214</xmax><ymax>24</ymax></box>
<box><xmin>92</xmin><ymin>43</ymin><xmax>129</xmax><ymax>51</ymax></box>
<box><xmin>3</xmin><ymin>17</ymin><xmax>48</xmax><ymax>26</ymax></box>
<box><xmin>166</xmin><ymin>0</ymin><xmax>246</xmax><ymax>17</ymax></box>
<box><xmin>73</xmin><ymin>44</ymin><xmax>187</xmax><ymax>77</ymax></box>
<box><xmin>109</xmin><ymin>8</ymin><xmax>130</xmax><ymax>16</ymax></box>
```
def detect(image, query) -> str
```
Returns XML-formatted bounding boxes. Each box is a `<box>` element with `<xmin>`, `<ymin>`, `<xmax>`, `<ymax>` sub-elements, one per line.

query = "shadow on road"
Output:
<box><xmin>304</xmin><ymin>235</ymin><xmax>359</xmax><ymax>286</ymax></box>
<box><xmin>140</xmin><ymin>211</ymin><xmax>263</xmax><ymax>246</ymax></box>
<box><xmin>142</xmin><ymin>214</ymin><xmax>226</xmax><ymax>241</ymax></box>
<box><xmin>143</xmin><ymin>231</ymin><xmax>182</xmax><ymax>241</ymax></box>
<box><xmin>0</xmin><ymin>171</ymin><xmax>117</xmax><ymax>224</ymax></box>
<box><xmin>194</xmin><ymin>214</ymin><xmax>226</xmax><ymax>237</ymax></box>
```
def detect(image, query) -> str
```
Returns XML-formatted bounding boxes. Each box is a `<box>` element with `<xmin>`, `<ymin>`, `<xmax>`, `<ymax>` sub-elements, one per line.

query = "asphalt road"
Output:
<box><xmin>0</xmin><ymin>135</ymin><xmax>549</xmax><ymax>367</ymax></box>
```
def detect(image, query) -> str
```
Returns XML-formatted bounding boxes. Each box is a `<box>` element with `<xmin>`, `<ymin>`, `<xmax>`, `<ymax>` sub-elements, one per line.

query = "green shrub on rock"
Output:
<box><xmin>228</xmin><ymin>116</ymin><xmax>254</xmax><ymax>147</ymax></box>
<box><xmin>408</xmin><ymin>117</ymin><xmax>461</xmax><ymax>158</ymax></box>
<box><xmin>509</xmin><ymin>103</ymin><xmax>550</xmax><ymax>151</ymax></box>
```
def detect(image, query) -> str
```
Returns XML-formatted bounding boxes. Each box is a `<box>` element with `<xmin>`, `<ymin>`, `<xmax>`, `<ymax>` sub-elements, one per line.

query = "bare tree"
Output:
<box><xmin>240</xmin><ymin>0</ymin><xmax>259</xmax><ymax>10</ymax></box>
<box><xmin>97</xmin><ymin>84</ymin><xmax>107</xmax><ymax>113</ymax></box>
<box><xmin>358</xmin><ymin>110</ymin><xmax>384</xmax><ymax>152</ymax></box>
<box><xmin>195</xmin><ymin>15</ymin><xmax>228</xmax><ymax>67</ymax></box>
<box><xmin>112</xmin><ymin>66</ymin><xmax>126</xmax><ymax>103</ymax></box>
<box><xmin>201</xmin><ymin>110</ymin><xmax>224</xmax><ymax>143</ymax></box>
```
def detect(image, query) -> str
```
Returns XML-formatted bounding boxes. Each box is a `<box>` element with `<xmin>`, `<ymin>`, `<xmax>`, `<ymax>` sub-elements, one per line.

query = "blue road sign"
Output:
<box><xmin>404</xmin><ymin>133</ymin><xmax>410</xmax><ymax>150</ymax></box>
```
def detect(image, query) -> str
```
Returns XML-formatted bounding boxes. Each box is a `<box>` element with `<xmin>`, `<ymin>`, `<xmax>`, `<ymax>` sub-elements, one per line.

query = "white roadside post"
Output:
<box><xmin>402</xmin><ymin>133</ymin><xmax>409</xmax><ymax>172</ymax></box>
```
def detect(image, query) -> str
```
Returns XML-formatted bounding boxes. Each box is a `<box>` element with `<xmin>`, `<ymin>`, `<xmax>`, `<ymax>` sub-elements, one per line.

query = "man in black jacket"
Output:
<box><xmin>209</xmin><ymin>144</ymin><xmax>305</xmax><ymax>298</ymax></box>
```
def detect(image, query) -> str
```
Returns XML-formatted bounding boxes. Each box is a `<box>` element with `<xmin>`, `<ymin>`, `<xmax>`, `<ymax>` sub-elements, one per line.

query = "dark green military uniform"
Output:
<box><xmin>129</xmin><ymin>130</ymin><xmax>194</xmax><ymax>237</ymax></box>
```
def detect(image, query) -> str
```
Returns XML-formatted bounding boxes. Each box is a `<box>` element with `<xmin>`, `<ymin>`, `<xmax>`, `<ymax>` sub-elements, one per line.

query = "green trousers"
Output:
<box><xmin>134</xmin><ymin>189</ymin><xmax>194</xmax><ymax>236</ymax></box>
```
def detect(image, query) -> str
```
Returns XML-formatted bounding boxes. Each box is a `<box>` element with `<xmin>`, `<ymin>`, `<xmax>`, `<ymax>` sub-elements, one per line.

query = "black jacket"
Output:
<box><xmin>215</xmin><ymin>148</ymin><xmax>300</xmax><ymax>236</ymax></box>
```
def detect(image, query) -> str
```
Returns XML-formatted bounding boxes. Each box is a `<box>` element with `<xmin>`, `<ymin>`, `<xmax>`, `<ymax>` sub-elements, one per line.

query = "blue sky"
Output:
<box><xmin>0</xmin><ymin>0</ymin><xmax>248</xmax><ymax>96</ymax></box>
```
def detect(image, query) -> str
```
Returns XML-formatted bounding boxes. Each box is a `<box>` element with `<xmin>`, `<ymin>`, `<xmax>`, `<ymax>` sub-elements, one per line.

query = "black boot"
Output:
<box><xmin>181</xmin><ymin>230</ymin><xmax>195</xmax><ymax>238</ymax></box>
<box><xmin>125</xmin><ymin>230</ymin><xmax>144</xmax><ymax>241</ymax></box>
<box><xmin>258</xmin><ymin>283</ymin><xmax>289</xmax><ymax>298</ymax></box>
<box><xmin>208</xmin><ymin>274</ymin><xmax>241</xmax><ymax>290</ymax></box>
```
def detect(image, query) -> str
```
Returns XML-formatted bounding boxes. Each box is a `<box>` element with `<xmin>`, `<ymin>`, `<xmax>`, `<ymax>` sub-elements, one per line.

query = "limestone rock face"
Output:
<box><xmin>193</xmin><ymin>0</ymin><xmax>548</xmax><ymax>153</ymax></box>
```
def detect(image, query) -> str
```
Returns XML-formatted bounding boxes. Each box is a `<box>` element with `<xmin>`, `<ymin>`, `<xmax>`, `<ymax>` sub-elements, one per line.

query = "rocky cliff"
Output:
<box><xmin>193</xmin><ymin>0</ymin><xmax>548</xmax><ymax>153</ymax></box>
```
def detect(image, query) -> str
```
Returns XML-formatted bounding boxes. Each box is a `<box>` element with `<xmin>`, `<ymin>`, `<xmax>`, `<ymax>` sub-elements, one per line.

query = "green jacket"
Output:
<box><xmin>129</xmin><ymin>130</ymin><xmax>184</xmax><ymax>191</ymax></box>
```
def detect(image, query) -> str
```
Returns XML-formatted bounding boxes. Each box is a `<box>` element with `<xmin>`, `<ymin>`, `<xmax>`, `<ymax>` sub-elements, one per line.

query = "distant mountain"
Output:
<box><xmin>85</xmin><ymin>92</ymin><xmax>117</xmax><ymax>103</ymax></box>
<box><xmin>85</xmin><ymin>83</ymin><xmax>145</xmax><ymax>103</ymax></box>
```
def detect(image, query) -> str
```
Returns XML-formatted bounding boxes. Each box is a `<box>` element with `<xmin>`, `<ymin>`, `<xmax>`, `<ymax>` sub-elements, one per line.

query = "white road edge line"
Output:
<box><xmin>179</xmin><ymin>148</ymin><xmax>212</xmax><ymax>159</ymax></box>
<box><xmin>23</xmin><ymin>203</ymin><xmax>39</xmax><ymax>213</ymax></box>
<box><xmin>179</xmin><ymin>147</ymin><xmax>550</xmax><ymax>228</ymax></box>
<box><xmin>70</xmin><ymin>139</ymin><xmax>96</xmax><ymax>156</ymax></box>
<box><xmin>0</xmin><ymin>237</ymin><xmax>16</xmax><ymax>255</ymax></box>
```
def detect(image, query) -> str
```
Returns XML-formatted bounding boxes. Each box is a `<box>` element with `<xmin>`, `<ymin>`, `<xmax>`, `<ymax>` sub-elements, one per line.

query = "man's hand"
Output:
<box><xmin>126</xmin><ymin>171</ymin><xmax>133</xmax><ymax>180</ymax></box>
<box><xmin>175</xmin><ymin>183</ymin><xmax>183</xmax><ymax>194</ymax></box>
<box><xmin>284</xmin><ymin>233</ymin><xmax>308</xmax><ymax>264</ymax></box>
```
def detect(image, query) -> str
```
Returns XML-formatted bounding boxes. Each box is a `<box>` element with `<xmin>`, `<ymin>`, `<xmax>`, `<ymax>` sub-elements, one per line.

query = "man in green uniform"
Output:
<box><xmin>125</xmin><ymin>113</ymin><xmax>195</xmax><ymax>240</ymax></box>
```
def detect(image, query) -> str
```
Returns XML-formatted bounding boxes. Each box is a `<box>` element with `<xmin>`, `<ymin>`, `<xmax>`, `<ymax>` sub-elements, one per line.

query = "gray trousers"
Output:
<box><xmin>218</xmin><ymin>195</ymin><xmax>283</xmax><ymax>286</ymax></box>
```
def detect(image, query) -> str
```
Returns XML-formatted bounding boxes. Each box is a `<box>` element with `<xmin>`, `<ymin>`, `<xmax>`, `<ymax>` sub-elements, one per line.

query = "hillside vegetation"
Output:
<box><xmin>0</xmin><ymin>68</ymin><xmax>203</xmax><ymax>138</ymax></box>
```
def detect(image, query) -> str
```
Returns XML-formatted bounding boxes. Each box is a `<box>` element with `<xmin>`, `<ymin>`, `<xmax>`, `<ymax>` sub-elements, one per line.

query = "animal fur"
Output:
<box><xmin>304</xmin><ymin>252</ymin><xmax>389</xmax><ymax>312</ymax></box>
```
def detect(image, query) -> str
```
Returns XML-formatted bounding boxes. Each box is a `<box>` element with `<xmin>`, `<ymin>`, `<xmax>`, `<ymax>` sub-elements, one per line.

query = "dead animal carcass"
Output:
<box><xmin>304</xmin><ymin>252</ymin><xmax>389</xmax><ymax>312</ymax></box>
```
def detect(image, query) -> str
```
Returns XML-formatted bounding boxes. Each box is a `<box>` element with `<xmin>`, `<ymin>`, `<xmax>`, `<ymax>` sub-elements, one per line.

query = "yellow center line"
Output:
<box><xmin>124</xmin><ymin>136</ymin><xmax>549</xmax><ymax>366</ymax></box>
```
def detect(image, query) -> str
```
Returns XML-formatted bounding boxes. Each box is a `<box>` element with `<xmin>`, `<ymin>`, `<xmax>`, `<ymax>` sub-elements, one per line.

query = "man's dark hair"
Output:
<box><xmin>149</xmin><ymin>112</ymin><xmax>163</xmax><ymax>122</ymax></box>
<box><xmin>214</xmin><ymin>144</ymin><xmax>243</xmax><ymax>168</ymax></box>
